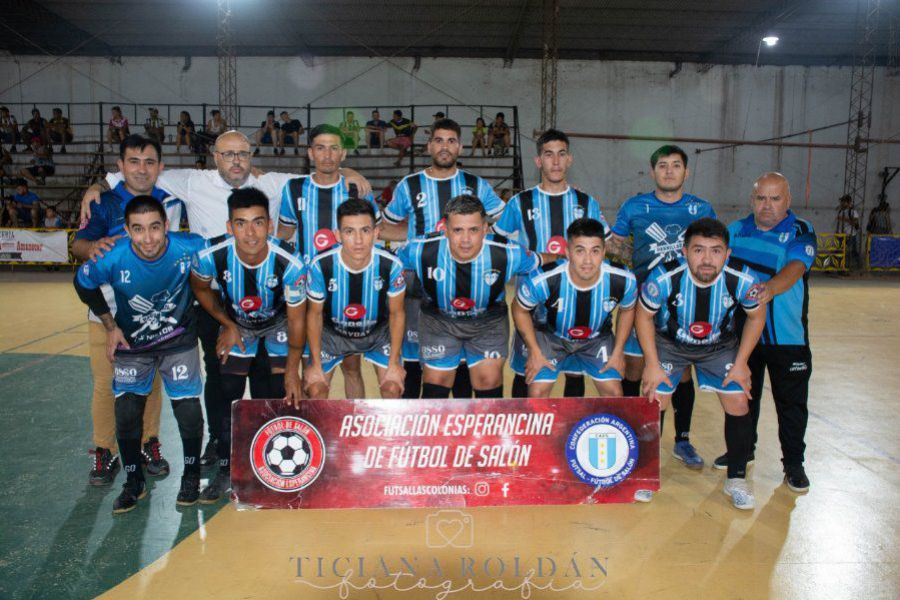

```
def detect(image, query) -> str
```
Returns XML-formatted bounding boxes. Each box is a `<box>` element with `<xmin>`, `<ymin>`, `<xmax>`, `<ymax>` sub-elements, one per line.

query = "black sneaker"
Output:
<box><xmin>89</xmin><ymin>447</ymin><xmax>120</xmax><ymax>486</ymax></box>
<box><xmin>200</xmin><ymin>438</ymin><xmax>218</xmax><ymax>467</ymax></box>
<box><xmin>112</xmin><ymin>479</ymin><xmax>147</xmax><ymax>514</ymax></box>
<box><xmin>712</xmin><ymin>451</ymin><xmax>755</xmax><ymax>470</ymax></box>
<box><xmin>176</xmin><ymin>474</ymin><xmax>201</xmax><ymax>506</ymax></box>
<box><xmin>199</xmin><ymin>469</ymin><xmax>231</xmax><ymax>504</ymax></box>
<box><xmin>141</xmin><ymin>437</ymin><xmax>170</xmax><ymax>476</ymax></box>
<box><xmin>783</xmin><ymin>464</ymin><xmax>810</xmax><ymax>493</ymax></box>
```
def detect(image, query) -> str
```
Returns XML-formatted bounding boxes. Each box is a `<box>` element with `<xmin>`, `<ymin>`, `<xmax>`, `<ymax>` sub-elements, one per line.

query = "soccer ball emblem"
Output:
<box><xmin>264</xmin><ymin>432</ymin><xmax>311</xmax><ymax>477</ymax></box>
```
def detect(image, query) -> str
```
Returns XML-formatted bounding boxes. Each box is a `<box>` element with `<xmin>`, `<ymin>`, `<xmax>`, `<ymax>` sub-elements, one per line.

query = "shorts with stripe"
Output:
<box><xmin>532</xmin><ymin>330</ymin><xmax>621</xmax><ymax>383</ymax></box>
<box><xmin>113</xmin><ymin>346</ymin><xmax>202</xmax><ymax>399</ymax></box>
<box><xmin>222</xmin><ymin>318</ymin><xmax>288</xmax><ymax>375</ymax></box>
<box><xmin>418</xmin><ymin>305</ymin><xmax>509</xmax><ymax>370</ymax></box>
<box><xmin>653</xmin><ymin>333</ymin><xmax>741</xmax><ymax>394</ymax></box>
<box><xmin>320</xmin><ymin>322</ymin><xmax>392</xmax><ymax>373</ymax></box>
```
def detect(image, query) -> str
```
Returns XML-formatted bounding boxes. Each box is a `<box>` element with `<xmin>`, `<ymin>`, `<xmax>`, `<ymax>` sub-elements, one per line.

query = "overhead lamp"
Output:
<box><xmin>762</xmin><ymin>36</ymin><xmax>780</xmax><ymax>47</ymax></box>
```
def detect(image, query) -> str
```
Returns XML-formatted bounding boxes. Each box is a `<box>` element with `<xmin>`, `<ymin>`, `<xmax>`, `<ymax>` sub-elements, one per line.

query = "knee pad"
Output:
<box><xmin>115</xmin><ymin>393</ymin><xmax>146</xmax><ymax>440</ymax></box>
<box><xmin>172</xmin><ymin>397</ymin><xmax>204</xmax><ymax>439</ymax></box>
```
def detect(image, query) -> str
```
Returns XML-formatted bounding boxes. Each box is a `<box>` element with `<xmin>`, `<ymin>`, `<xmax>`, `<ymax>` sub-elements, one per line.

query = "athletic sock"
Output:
<box><xmin>182</xmin><ymin>437</ymin><xmax>202</xmax><ymax>477</ymax></box>
<box><xmin>118</xmin><ymin>438</ymin><xmax>145</xmax><ymax>484</ymax></box>
<box><xmin>672</xmin><ymin>381</ymin><xmax>696</xmax><ymax>443</ymax></box>
<box><xmin>564</xmin><ymin>375</ymin><xmax>585</xmax><ymax>397</ymax></box>
<box><xmin>452</xmin><ymin>364</ymin><xmax>473</xmax><ymax>398</ymax></box>
<box><xmin>725</xmin><ymin>413</ymin><xmax>753</xmax><ymax>479</ymax></box>
<box><xmin>659</xmin><ymin>410</ymin><xmax>666</xmax><ymax>437</ymax></box>
<box><xmin>622</xmin><ymin>378</ymin><xmax>641</xmax><ymax>397</ymax></box>
<box><xmin>403</xmin><ymin>361</ymin><xmax>422</xmax><ymax>399</ymax></box>
<box><xmin>474</xmin><ymin>385</ymin><xmax>503</xmax><ymax>399</ymax></box>
<box><xmin>511</xmin><ymin>374</ymin><xmax>528</xmax><ymax>398</ymax></box>
<box><xmin>421</xmin><ymin>383</ymin><xmax>452</xmax><ymax>399</ymax></box>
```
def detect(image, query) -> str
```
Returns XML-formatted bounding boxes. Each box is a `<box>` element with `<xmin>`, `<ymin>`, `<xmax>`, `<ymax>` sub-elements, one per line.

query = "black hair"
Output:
<box><xmin>684</xmin><ymin>217</ymin><xmax>729</xmax><ymax>246</ymax></box>
<box><xmin>125</xmin><ymin>195</ymin><xmax>166</xmax><ymax>224</ymax></box>
<box><xmin>443</xmin><ymin>194</ymin><xmax>486</xmax><ymax>220</ymax></box>
<box><xmin>650</xmin><ymin>144</ymin><xmax>688</xmax><ymax>168</ymax></box>
<box><xmin>495</xmin><ymin>112</ymin><xmax>505</xmax><ymax>119</ymax></box>
<box><xmin>211</xmin><ymin>109</ymin><xmax>221</xmax><ymax>116</ymax></box>
<box><xmin>536</xmin><ymin>128</ymin><xmax>569</xmax><ymax>154</ymax></box>
<box><xmin>266</xmin><ymin>110</ymin><xmax>275</xmax><ymax>117</ymax></box>
<box><xmin>430</xmin><ymin>118</ymin><xmax>461</xmax><ymax>140</ymax></box>
<box><xmin>337</xmin><ymin>197</ymin><xmax>377</xmax><ymax>226</ymax></box>
<box><xmin>308</xmin><ymin>123</ymin><xmax>344</xmax><ymax>145</ymax></box>
<box><xmin>227</xmin><ymin>187</ymin><xmax>270</xmax><ymax>219</ymax></box>
<box><xmin>119</xmin><ymin>134</ymin><xmax>162</xmax><ymax>161</ymax></box>
<box><xmin>566</xmin><ymin>218</ymin><xmax>607</xmax><ymax>243</ymax></box>
<box><xmin>112</xmin><ymin>106</ymin><xmax>121</xmax><ymax>113</ymax></box>
<box><xmin>393</xmin><ymin>109</ymin><xmax>402</xmax><ymax>116</ymax></box>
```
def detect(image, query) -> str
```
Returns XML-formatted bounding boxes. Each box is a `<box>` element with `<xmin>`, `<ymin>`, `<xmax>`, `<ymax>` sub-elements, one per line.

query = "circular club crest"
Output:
<box><xmin>239</xmin><ymin>295</ymin><xmax>262</xmax><ymax>312</ymax></box>
<box><xmin>566</xmin><ymin>413</ymin><xmax>638</xmax><ymax>488</ymax></box>
<box><xmin>344</xmin><ymin>303</ymin><xmax>366</xmax><ymax>320</ymax></box>
<box><xmin>451</xmin><ymin>297</ymin><xmax>475</xmax><ymax>311</ymax></box>
<box><xmin>567</xmin><ymin>326</ymin><xmax>593</xmax><ymax>339</ymax></box>
<box><xmin>688</xmin><ymin>321</ymin><xmax>712</xmax><ymax>338</ymax></box>
<box><xmin>314</xmin><ymin>228</ymin><xmax>337</xmax><ymax>251</ymax></box>
<box><xmin>250</xmin><ymin>416</ymin><xmax>325</xmax><ymax>493</ymax></box>
<box><xmin>546</xmin><ymin>235</ymin><xmax>567</xmax><ymax>255</ymax></box>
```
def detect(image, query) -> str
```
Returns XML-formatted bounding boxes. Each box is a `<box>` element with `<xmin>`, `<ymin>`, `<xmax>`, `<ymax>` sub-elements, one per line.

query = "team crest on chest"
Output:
<box><xmin>223</xmin><ymin>270</ymin><xmax>232</xmax><ymax>283</ymax></box>
<box><xmin>265</xmin><ymin>275</ymin><xmax>280</xmax><ymax>289</ymax></box>
<box><xmin>602</xmin><ymin>298</ymin><xmax>618</xmax><ymax>312</ymax></box>
<box><xmin>779</xmin><ymin>232</ymin><xmax>790</xmax><ymax>243</ymax></box>
<box><xmin>573</xmin><ymin>205</ymin><xmax>585</xmax><ymax>219</ymax></box>
<box><xmin>373</xmin><ymin>276</ymin><xmax>384</xmax><ymax>291</ymax></box>
<box><xmin>721</xmin><ymin>295</ymin><xmax>734</xmax><ymax>309</ymax></box>
<box><xmin>688</xmin><ymin>203</ymin><xmax>699</xmax><ymax>215</ymax></box>
<box><xmin>461</xmin><ymin>186</ymin><xmax>474</xmax><ymax>196</ymax></box>
<box><xmin>483</xmin><ymin>269</ymin><xmax>501</xmax><ymax>286</ymax></box>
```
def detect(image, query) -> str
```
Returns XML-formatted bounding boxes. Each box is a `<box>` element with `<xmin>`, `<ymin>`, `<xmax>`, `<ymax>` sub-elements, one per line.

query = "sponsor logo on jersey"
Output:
<box><xmin>568</xmin><ymin>326</ymin><xmax>593</xmax><ymax>339</ymax></box>
<box><xmin>314</xmin><ymin>229</ymin><xmax>337</xmax><ymax>251</ymax></box>
<box><xmin>344</xmin><ymin>303</ymin><xmax>366</xmax><ymax>320</ymax></box>
<box><xmin>451</xmin><ymin>297</ymin><xmax>475</xmax><ymax>311</ymax></box>
<box><xmin>546</xmin><ymin>235</ymin><xmax>567</xmax><ymax>255</ymax></box>
<box><xmin>240</xmin><ymin>295</ymin><xmax>263</xmax><ymax>312</ymax></box>
<box><xmin>688</xmin><ymin>321</ymin><xmax>712</xmax><ymax>338</ymax></box>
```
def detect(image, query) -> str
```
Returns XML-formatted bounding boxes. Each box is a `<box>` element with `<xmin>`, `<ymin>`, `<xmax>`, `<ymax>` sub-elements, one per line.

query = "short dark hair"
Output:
<box><xmin>684</xmin><ymin>217</ymin><xmax>729</xmax><ymax>246</ymax></box>
<box><xmin>266</xmin><ymin>110</ymin><xmax>275</xmax><ymax>117</ymax></box>
<box><xmin>337</xmin><ymin>198</ymin><xmax>377</xmax><ymax>226</ymax></box>
<box><xmin>125</xmin><ymin>195</ymin><xmax>166</xmax><ymax>224</ymax></box>
<box><xmin>430</xmin><ymin>118</ymin><xmax>461</xmax><ymax>140</ymax></box>
<box><xmin>31</xmin><ymin>108</ymin><xmax>39</xmax><ymax>115</ymax></box>
<box><xmin>495</xmin><ymin>112</ymin><xmax>505</xmax><ymax>119</ymax></box>
<box><xmin>309</xmin><ymin>123</ymin><xmax>344</xmax><ymax>145</ymax></box>
<box><xmin>393</xmin><ymin>109</ymin><xmax>402</xmax><ymax>117</ymax></box>
<box><xmin>52</xmin><ymin>107</ymin><xmax>62</xmax><ymax>114</ymax></box>
<box><xmin>227</xmin><ymin>187</ymin><xmax>269</xmax><ymax>219</ymax></box>
<box><xmin>280</xmin><ymin>110</ymin><xmax>289</xmax><ymax>116</ymax></box>
<box><xmin>119</xmin><ymin>134</ymin><xmax>161</xmax><ymax>161</ymax></box>
<box><xmin>15</xmin><ymin>178</ymin><xmax>28</xmax><ymax>188</ymax></box>
<box><xmin>211</xmin><ymin>109</ymin><xmax>221</xmax><ymax>116</ymax></box>
<box><xmin>536</xmin><ymin>128</ymin><xmax>569</xmax><ymax>154</ymax></box>
<box><xmin>112</xmin><ymin>105</ymin><xmax>121</xmax><ymax>112</ymax></box>
<box><xmin>443</xmin><ymin>194</ymin><xmax>486</xmax><ymax>220</ymax></box>
<box><xmin>566</xmin><ymin>218</ymin><xmax>607</xmax><ymax>243</ymax></box>
<box><xmin>650</xmin><ymin>144</ymin><xmax>688</xmax><ymax>168</ymax></box>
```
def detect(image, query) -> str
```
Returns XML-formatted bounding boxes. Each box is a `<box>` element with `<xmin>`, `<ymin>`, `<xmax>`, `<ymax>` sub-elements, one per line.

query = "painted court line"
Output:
<box><xmin>0</xmin><ymin>322</ymin><xmax>86</xmax><ymax>353</ymax></box>
<box><xmin>0</xmin><ymin>341</ymin><xmax>86</xmax><ymax>380</ymax></box>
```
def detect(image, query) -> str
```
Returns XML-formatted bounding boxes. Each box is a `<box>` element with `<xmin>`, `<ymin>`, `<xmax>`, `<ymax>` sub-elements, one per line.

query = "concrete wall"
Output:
<box><xmin>2</xmin><ymin>55</ymin><xmax>897</xmax><ymax>232</ymax></box>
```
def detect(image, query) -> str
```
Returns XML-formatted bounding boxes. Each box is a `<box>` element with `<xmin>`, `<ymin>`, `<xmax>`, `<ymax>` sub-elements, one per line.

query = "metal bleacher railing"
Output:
<box><xmin>0</xmin><ymin>101</ymin><xmax>524</xmax><ymax>222</ymax></box>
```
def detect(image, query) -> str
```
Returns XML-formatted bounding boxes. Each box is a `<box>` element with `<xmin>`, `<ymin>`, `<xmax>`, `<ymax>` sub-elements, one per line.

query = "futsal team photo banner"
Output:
<box><xmin>230</xmin><ymin>396</ymin><xmax>661</xmax><ymax>509</ymax></box>
<box><xmin>0</xmin><ymin>229</ymin><xmax>69</xmax><ymax>263</ymax></box>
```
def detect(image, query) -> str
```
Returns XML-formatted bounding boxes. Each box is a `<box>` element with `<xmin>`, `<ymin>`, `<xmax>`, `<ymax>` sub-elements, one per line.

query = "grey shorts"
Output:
<box><xmin>223</xmin><ymin>317</ymin><xmax>288</xmax><ymax>375</ymax></box>
<box><xmin>418</xmin><ymin>306</ymin><xmax>509</xmax><ymax>370</ymax></box>
<box><xmin>654</xmin><ymin>333</ymin><xmax>742</xmax><ymax>394</ymax></box>
<box><xmin>320</xmin><ymin>323</ymin><xmax>392</xmax><ymax>373</ymax></box>
<box><xmin>532</xmin><ymin>329</ymin><xmax>621</xmax><ymax>383</ymax></box>
<box><xmin>113</xmin><ymin>346</ymin><xmax>203</xmax><ymax>399</ymax></box>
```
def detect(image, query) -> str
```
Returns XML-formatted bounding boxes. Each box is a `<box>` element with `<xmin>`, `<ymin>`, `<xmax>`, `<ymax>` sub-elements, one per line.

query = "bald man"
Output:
<box><xmin>718</xmin><ymin>173</ymin><xmax>817</xmax><ymax>493</ymax></box>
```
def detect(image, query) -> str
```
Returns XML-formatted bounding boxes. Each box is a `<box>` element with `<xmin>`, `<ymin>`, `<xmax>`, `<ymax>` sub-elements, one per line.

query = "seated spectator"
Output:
<box><xmin>43</xmin><ymin>205</ymin><xmax>63</xmax><ymax>228</ymax></box>
<box><xmin>386</xmin><ymin>109</ymin><xmax>417</xmax><ymax>167</ymax></box>
<box><xmin>1</xmin><ymin>197</ymin><xmax>17</xmax><ymax>227</ymax></box>
<box><xmin>107</xmin><ymin>106</ymin><xmax>130</xmax><ymax>150</ymax></box>
<box><xmin>365</xmin><ymin>109</ymin><xmax>387</xmax><ymax>152</ymax></box>
<box><xmin>205</xmin><ymin>109</ymin><xmax>228</xmax><ymax>145</ymax></box>
<box><xmin>12</xmin><ymin>179</ymin><xmax>40</xmax><ymax>226</ymax></box>
<box><xmin>175</xmin><ymin>111</ymin><xmax>195</xmax><ymax>153</ymax></box>
<box><xmin>0</xmin><ymin>106</ymin><xmax>20</xmax><ymax>153</ymax></box>
<box><xmin>278</xmin><ymin>111</ymin><xmax>304</xmax><ymax>155</ymax></box>
<box><xmin>0</xmin><ymin>146</ymin><xmax>12</xmax><ymax>183</ymax></box>
<box><xmin>487</xmin><ymin>112</ymin><xmax>511</xmax><ymax>156</ymax></box>
<box><xmin>471</xmin><ymin>117</ymin><xmax>487</xmax><ymax>156</ymax></box>
<box><xmin>23</xmin><ymin>108</ymin><xmax>49</xmax><ymax>150</ymax></box>
<box><xmin>47</xmin><ymin>108</ymin><xmax>73</xmax><ymax>153</ymax></box>
<box><xmin>339</xmin><ymin>111</ymin><xmax>362</xmax><ymax>155</ymax></box>
<box><xmin>19</xmin><ymin>143</ymin><xmax>55</xmax><ymax>185</ymax></box>
<box><xmin>143</xmin><ymin>107</ymin><xmax>165</xmax><ymax>144</ymax></box>
<box><xmin>254</xmin><ymin>110</ymin><xmax>280</xmax><ymax>155</ymax></box>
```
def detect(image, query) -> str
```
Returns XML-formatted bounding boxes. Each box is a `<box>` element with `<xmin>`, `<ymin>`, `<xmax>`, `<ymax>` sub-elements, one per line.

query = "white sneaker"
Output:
<box><xmin>723</xmin><ymin>478</ymin><xmax>755</xmax><ymax>510</ymax></box>
<box><xmin>634</xmin><ymin>489</ymin><xmax>654</xmax><ymax>503</ymax></box>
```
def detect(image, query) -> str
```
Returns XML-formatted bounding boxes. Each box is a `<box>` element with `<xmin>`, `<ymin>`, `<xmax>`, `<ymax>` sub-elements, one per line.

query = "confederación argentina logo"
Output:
<box><xmin>566</xmin><ymin>413</ymin><xmax>639</xmax><ymax>488</ymax></box>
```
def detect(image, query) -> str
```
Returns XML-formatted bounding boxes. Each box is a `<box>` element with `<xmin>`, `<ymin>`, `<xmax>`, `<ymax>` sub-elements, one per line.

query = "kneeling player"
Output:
<box><xmin>190</xmin><ymin>188</ymin><xmax>307</xmax><ymax>503</ymax></box>
<box><xmin>74</xmin><ymin>196</ymin><xmax>206</xmax><ymax>513</ymax></box>
<box><xmin>636</xmin><ymin>218</ymin><xmax>767</xmax><ymax>510</ymax></box>
<box><xmin>303</xmin><ymin>198</ymin><xmax>407</xmax><ymax>400</ymax></box>
<box><xmin>513</xmin><ymin>218</ymin><xmax>636</xmax><ymax>397</ymax></box>
<box><xmin>399</xmin><ymin>194</ymin><xmax>548</xmax><ymax>398</ymax></box>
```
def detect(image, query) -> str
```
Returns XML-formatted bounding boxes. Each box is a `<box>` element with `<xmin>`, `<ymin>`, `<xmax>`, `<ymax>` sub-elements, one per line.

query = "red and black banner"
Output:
<box><xmin>231</xmin><ymin>397</ymin><xmax>660</xmax><ymax>509</ymax></box>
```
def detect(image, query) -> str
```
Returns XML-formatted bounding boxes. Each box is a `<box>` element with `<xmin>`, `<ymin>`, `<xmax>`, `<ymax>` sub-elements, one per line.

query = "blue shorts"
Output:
<box><xmin>624</xmin><ymin>329</ymin><xmax>643</xmax><ymax>357</ymax></box>
<box><xmin>654</xmin><ymin>334</ymin><xmax>742</xmax><ymax>395</ymax></box>
<box><xmin>222</xmin><ymin>321</ymin><xmax>288</xmax><ymax>376</ymax></box>
<box><xmin>402</xmin><ymin>295</ymin><xmax>420</xmax><ymax>362</ymax></box>
<box><xmin>113</xmin><ymin>347</ymin><xmax>202</xmax><ymax>399</ymax></box>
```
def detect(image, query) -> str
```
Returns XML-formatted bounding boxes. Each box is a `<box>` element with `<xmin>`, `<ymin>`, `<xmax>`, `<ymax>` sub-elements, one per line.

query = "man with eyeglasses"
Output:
<box><xmin>79</xmin><ymin>130</ymin><xmax>372</xmax><ymax>470</ymax></box>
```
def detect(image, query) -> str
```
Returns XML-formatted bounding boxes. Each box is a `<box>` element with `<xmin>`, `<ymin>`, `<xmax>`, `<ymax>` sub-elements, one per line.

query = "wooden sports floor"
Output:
<box><xmin>0</xmin><ymin>270</ymin><xmax>897</xmax><ymax>599</ymax></box>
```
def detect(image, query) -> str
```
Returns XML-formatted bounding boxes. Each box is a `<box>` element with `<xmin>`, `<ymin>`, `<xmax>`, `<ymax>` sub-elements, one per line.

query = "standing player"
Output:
<box><xmin>191</xmin><ymin>188</ymin><xmax>307</xmax><ymax>503</ymax></box>
<box><xmin>636</xmin><ymin>218</ymin><xmax>766</xmax><ymax>510</ymax></box>
<box><xmin>277</xmin><ymin>124</ymin><xmax>382</xmax><ymax>399</ymax></box>
<box><xmin>713</xmin><ymin>173</ymin><xmax>816</xmax><ymax>492</ymax></box>
<box><xmin>513</xmin><ymin>218</ymin><xmax>635</xmax><ymax>397</ymax></box>
<box><xmin>609</xmin><ymin>145</ymin><xmax>716</xmax><ymax>468</ymax></box>
<box><xmin>494</xmin><ymin>128</ymin><xmax>608</xmax><ymax>398</ymax></box>
<box><xmin>71</xmin><ymin>135</ymin><xmax>183</xmax><ymax>485</ymax></box>
<box><xmin>74</xmin><ymin>196</ymin><xmax>206</xmax><ymax>513</ymax></box>
<box><xmin>381</xmin><ymin>118</ymin><xmax>508</xmax><ymax>399</ymax></box>
<box><xmin>398</xmin><ymin>195</ymin><xmax>546</xmax><ymax>398</ymax></box>
<box><xmin>303</xmin><ymin>199</ymin><xmax>406</xmax><ymax>400</ymax></box>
